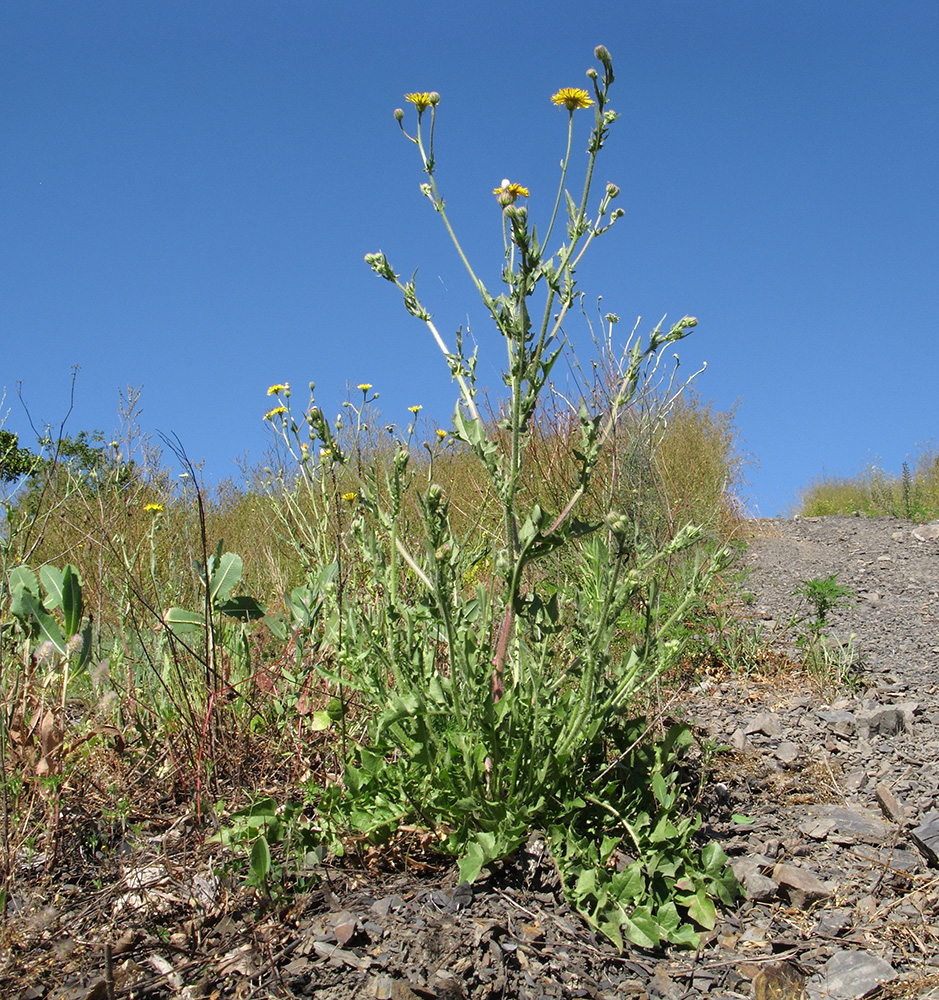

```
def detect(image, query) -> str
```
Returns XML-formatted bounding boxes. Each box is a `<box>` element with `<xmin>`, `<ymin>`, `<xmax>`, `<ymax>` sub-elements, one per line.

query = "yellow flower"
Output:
<box><xmin>357</xmin><ymin>383</ymin><xmax>373</xmax><ymax>391</ymax></box>
<box><xmin>493</xmin><ymin>180</ymin><xmax>530</xmax><ymax>206</ymax></box>
<box><xmin>143</xmin><ymin>503</ymin><xmax>164</xmax><ymax>513</ymax></box>
<box><xmin>264</xmin><ymin>406</ymin><xmax>288</xmax><ymax>420</ymax></box>
<box><xmin>405</xmin><ymin>93</ymin><xmax>434</xmax><ymax>113</ymax></box>
<box><xmin>408</xmin><ymin>405</ymin><xmax>423</xmax><ymax>414</ymax></box>
<box><xmin>342</xmin><ymin>492</ymin><xmax>357</xmax><ymax>502</ymax></box>
<box><xmin>267</xmin><ymin>383</ymin><xmax>289</xmax><ymax>396</ymax></box>
<box><xmin>436</xmin><ymin>429</ymin><xmax>447</xmax><ymax>440</ymax></box>
<box><xmin>551</xmin><ymin>87</ymin><xmax>594</xmax><ymax>111</ymax></box>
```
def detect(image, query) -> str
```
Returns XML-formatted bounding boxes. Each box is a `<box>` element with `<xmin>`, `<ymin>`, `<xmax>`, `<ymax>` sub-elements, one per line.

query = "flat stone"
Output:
<box><xmin>911</xmin><ymin>812</ymin><xmax>939</xmax><ymax>866</ymax></box>
<box><xmin>772</xmin><ymin>863</ymin><xmax>832</xmax><ymax>907</ymax></box>
<box><xmin>807</xmin><ymin>948</ymin><xmax>897</xmax><ymax>1000</ymax></box>
<box><xmin>874</xmin><ymin>782</ymin><xmax>906</xmax><ymax>823</ymax></box>
<box><xmin>743</xmin><ymin>871</ymin><xmax>779</xmax><ymax>902</ymax></box>
<box><xmin>816</xmin><ymin>909</ymin><xmax>852</xmax><ymax>937</ymax></box>
<box><xmin>857</xmin><ymin>707</ymin><xmax>903</xmax><ymax>738</ymax></box>
<box><xmin>817</xmin><ymin>710</ymin><xmax>856</xmax><ymax>736</ymax></box>
<box><xmin>799</xmin><ymin>817</ymin><xmax>837</xmax><ymax>840</ymax></box>
<box><xmin>811</xmin><ymin>805</ymin><xmax>893</xmax><ymax>844</ymax></box>
<box><xmin>746</xmin><ymin>712</ymin><xmax>784</xmax><ymax>737</ymax></box>
<box><xmin>775</xmin><ymin>741</ymin><xmax>800</xmax><ymax>763</ymax></box>
<box><xmin>912</xmin><ymin>522</ymin><xmax>939</xmax><ymax>541</ymax></box>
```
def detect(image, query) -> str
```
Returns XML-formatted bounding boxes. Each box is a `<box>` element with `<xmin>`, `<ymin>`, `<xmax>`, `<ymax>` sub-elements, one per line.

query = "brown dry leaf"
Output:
<box><xmin>36</xmin><ymin>709</ymin><xmax>63</xmax><ymax>776</ymax></box>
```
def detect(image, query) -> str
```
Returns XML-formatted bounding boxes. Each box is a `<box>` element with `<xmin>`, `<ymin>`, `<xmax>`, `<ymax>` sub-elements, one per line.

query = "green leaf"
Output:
<box><xmin>162</xmin><ymin>607</ymin><xmax>204</xmax><ymax>635</ymax></box>
<box><xmin>40</xmin><ymin>564</ymin><xmax>65</xmax><ymax>613</ymax></box>
<box><xmin>250</xmin><ymin>835</ymin><xmax>271</xmax><ymax>883</ymax></box>
<box><xmin>210</xmin><ymin>552</ymin><xmax>243</xmax><ymax>604</ymax></box>
<box><xmin>624</xmin><ymin>907</ymin><xmax>660</xmax><ymax>949</ymax></box>
<box><xmin>16</xmin><ymin>590</ymin><xmax>66</xmax><ymax>655</ymax></box>
<box><xmin>309</xmin><ymin>711</ymin><xmax>332</xmax><ymax>731</ymax></box>
<box><xmin>9</xmin><ymin>565</ymin><xmax>39</xmax><ymax>599</ymax></box>
<box><xmin>701</xmin><ymin>841</ymin><xmax>729</xmax><ymax>873</ymax></box>
<box><xmin>668</xmin><ymin>923</ymin><xmax>701</xmax><ymax>948</ymax></box>
<box><xmin>232</xmin><ymin>797</ymin><xmax>278</xmax><ymax>820</ymax></box>
<box><xmin>687</xmin><ymin>889</ymin><xmax>716</xmax><ymax>930</ymax></box>
<box><xmin>61</xmin><ymin>565</ymin><xmax>83</xmax><ymax>637</ymax></box>
<box><xmin>458</xmin><ymin>831</ymin><xmax>498</xmax><ymax>884</ymax></box>
<box><xmin>217</xmin><ymin>596</ymin><xmax>266</xmax><ymax>620</ymax></box>
<box><xmin>731</xmin><ymin>812</ymin><xmax>755</xmax><ymax>825</ymax></box>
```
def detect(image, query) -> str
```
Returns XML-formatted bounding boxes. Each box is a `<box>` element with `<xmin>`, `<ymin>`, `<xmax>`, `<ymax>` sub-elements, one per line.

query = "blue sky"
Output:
<box><xmin>3</xmin><ymin>1</ymin><xmax>936</xmax><ymax>516</ymax></box>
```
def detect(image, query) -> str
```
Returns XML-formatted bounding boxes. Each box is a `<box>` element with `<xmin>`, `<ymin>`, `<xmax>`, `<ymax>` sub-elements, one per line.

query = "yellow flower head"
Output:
<box><xmin>436</xmin><ymin>429</ymin><xmax>447</xmax><ymax>440</ymax></box>
<box><xmin>493</xmin><ymin>180</ymin><xmax>530</xmax><ymax>207</ymax></box>
<box><xmin>551</xmin><ymin>87</ymin><xmax>594</xmax><ymax>111</ymax></box>
<box><xmin>143</xmin><ymin>503</ymin><xmax>164</xmax><ymax>513</ymax></box>
<box><xmin>405</xmin><ymin>92</ymin><xmax>436</xmax><ymax>113</ymax></box>
<box><xmin>342</xmin><ymin>492</ymin><xmax>357</xmax><ymax>502</ymax></box>
<box><xmin>408</xmin><ymin>405</ymin><xmax>423</xmax><ymax>414</ymax></box>
<box><xmin>357</xmin><ymin>383</ymin><xmax>373</xmax><ymax>392</ymax></box>
<box><xmin>264</xmin><ymin>406</ymin><xmax>288</xmax><ymax>420</ymax></box>
<box><xmin>267</xmin><ymin>383</ymin><xmax>289</xmax><ymax>396</ymax></box>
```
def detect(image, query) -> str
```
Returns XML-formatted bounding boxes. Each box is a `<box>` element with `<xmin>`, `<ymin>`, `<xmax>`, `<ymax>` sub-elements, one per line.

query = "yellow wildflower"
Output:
<box><xmin>551</xmin><ymin>87</ymin><xmax>594</xmax><ymax>111</ymax></box>
<box><xmin>342</xmin><ymin>492</ymin><xmax>357</xmax><ymax>502</ymax></box>
<box><xmin>405</xmin><ymin>92</ymin><xmax>435</xmax><ymax>113</ymax></box>
<box><xmin>143</xmin><ymin>503</ymin><xmax>164</xmax><ymax>513</ymax></box>
<box><xmin>264</xmin><ymin>406</ymin><xmax>288</xmax><ymax>420</ymax></box>
<box><xmin>357</xmin><ymin>383</ymin><xmax>373</xmax><ymax>391</ymax></box>
<box><xmin>408</xmin><ymin>405</ymin><xmax>423</xmax><ymax>414</ymax></box>
<box><xmin>436</xmin><ymin>429</ymin><xmax>447</xmax><ymax>440</ymax></box>
<box><xmin>267</xmin><ymin>383</ymin><xmax>289</xmax><ymax>396</ymax></box>
<box><xmin>493</xmin><ymin>180</ymin><xmax>530</xmax><ymax>206</ymax></box>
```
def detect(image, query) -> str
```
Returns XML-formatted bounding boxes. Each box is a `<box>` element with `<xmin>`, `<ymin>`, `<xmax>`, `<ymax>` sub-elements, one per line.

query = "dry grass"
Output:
<box><xmin>799</xmin><ymin>446</ymin><xmax>939</xmax><ymax>521</ymax></box>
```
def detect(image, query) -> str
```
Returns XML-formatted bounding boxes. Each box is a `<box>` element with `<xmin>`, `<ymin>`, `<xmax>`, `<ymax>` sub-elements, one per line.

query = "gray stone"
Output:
<box><xmin>811</xmin><ymin>805</ymin><xmax>893</xmax><ymax>844</ymax></box>
<box><xmin>799</xmin><ymin>817</ymin><xmax>837</xmax><ymax>840</ymax></box>
<box><xmin>775</xmin><ymin>741</ymin><xmax>800</xmax><ymax>763</ymax></box>
<box><xmin>817</xmin><ymin>710</ymin><xmax>857</xmax><ymax>736</ymax></box>
<box><xmin>912</xmin><ymin>522</ymin><xmax>939</xmax><ymax>541</ymax></box>
<box><xmin>874</xmin><ymin>781</ymin><xmax>906</xmax><ymax>823</ymax></box>
<box><xmin>857</xmin><ymin>707</ymin><xmax>902</xmax><ymax>738</ymax></box>
<box><xmin>911</xmin><ymin>812</ymin><xmax>939</xmax><ymax>866</ymax></box>
<box><xmin>743</xmin><ymin>871</ymin><xmax>779</xmax><ymax>902</ymax></box>
<box><xmin>772</xmin><ymin>863</ymin><xmax>832</xmax><ymax>907</ymax></box>
<box><xmin>730</xmin><ymin>727</ymin><xmax>751</xmax><ymax>751</ymax></box>
<box><xmin>815</xmin><ymin>908</ymin><xmax>852</xmax><ymax>937</ymax></box>
<box><xmin>807</xmin><ymin>948</ymin><xmax>897</xmax><ymax>1000</ymax></box>
<box><xmin>746</xmin><ymin>712</ymin><xmax>784</xmax><ymax>738</ymax></box>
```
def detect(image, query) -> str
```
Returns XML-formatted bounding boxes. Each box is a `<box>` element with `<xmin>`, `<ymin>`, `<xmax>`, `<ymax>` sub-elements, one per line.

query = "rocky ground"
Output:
<box><xmin>3</xmin><ymin>515</ymin><xmax>939</xmax><ymax>1000</ymax></box>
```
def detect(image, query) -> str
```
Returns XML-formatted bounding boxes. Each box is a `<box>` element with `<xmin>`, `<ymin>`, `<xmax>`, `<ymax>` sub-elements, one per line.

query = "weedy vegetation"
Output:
<box><xmin>799</xmin><ymin>448</ymin><xmax>939</xmax><ymax>521</ymax></box>
<box><xmin>2</xmin><ymin>47</ymin><xmax>762</xmax><ymax>951</ymax></box>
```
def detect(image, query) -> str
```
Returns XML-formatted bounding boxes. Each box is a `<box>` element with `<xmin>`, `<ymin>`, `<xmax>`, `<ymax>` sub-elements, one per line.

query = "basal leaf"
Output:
<box><xmin>687</xmin><ymin>888</ymin><xmax>716</xmax><ymax>930</ymax></box>
<box><xmin>40</xmin><ymin>564</ymin><xmax>65</xmax><ymax>613</ymax></box>
<box><xmin>624</xmin><ymin>907</ymin><xmax>660</xmax><ymax>949</ymax></box>
<box><xmin>250</xmin><ymin>835</ymin><xmax>271</xmax><ymax>883</ymax></box>
<box><xmin>210</xmin><ymin>552</ymin><xmax>243</xmax><ymax>604</ymax></box>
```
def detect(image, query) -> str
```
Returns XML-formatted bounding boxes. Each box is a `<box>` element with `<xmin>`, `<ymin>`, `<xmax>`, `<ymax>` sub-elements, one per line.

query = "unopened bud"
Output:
<box><xmin>428</xmin><ymin>92</ymin><xmax>440</xmax><ymax>105</ymax></box>
<box><xmin>605</xmin><ymin>182</ymin><xmax>620</xmax><ymax>198</ymax></box>
<box><xmin>586</xmin><ymin>67</ymin><xmax>598</xmax><ymax>80</ymax></box>
<box><xmin>594</xmin><ymin>44</ymin><xmax>612</xmax><ymax>67</ymax></box>
<box><xmin>394</xmin><ymin>108</ymin><xmax>404</xmax><ymax>122</ymax></box>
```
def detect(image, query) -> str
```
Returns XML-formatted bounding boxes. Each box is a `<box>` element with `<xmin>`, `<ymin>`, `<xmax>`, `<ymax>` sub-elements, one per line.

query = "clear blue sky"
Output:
<box><xmin>3</xmin><ymin>1</ymin><xmax>937</xmax><ymax>516</ymax></box>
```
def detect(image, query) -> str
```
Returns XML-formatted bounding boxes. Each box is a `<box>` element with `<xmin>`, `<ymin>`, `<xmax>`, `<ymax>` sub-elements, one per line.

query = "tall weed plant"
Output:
<box><xmin>263</xmin><ymin>47</ymin><xmax>737</xmax><ymax>949</ymax></box>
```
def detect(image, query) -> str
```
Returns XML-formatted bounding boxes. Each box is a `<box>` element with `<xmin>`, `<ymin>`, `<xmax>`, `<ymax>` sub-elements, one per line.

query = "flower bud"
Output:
<box><xmin>605</xmin><ymin>182</ymin><xmax>620</xmax><ymax>199</ymax></box>
<box><xmin>586</xmin><ymin>67</ymin><xmax>598</xmax><ymax>80</ymax></box>
<box><xmin>428</xmin><ymin>92</ymin><xmax>440</xmax><ymax>105</ymax></box>
<box><xmin>594</xmin><ymin>44</ymin><xmax>612</xmax><ymax>68</ymax></box>
<box><xmin>394</xmin><ymin>108</ymin><xmax>404</xmax><ymax>122</ymax></box>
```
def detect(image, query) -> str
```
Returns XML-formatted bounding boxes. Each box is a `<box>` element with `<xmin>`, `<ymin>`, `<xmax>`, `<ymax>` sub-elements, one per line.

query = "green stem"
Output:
<box><xmin>543</xmin><ymin>111</ymin><xmax>574</xmax><ymax>249</ymax></box>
